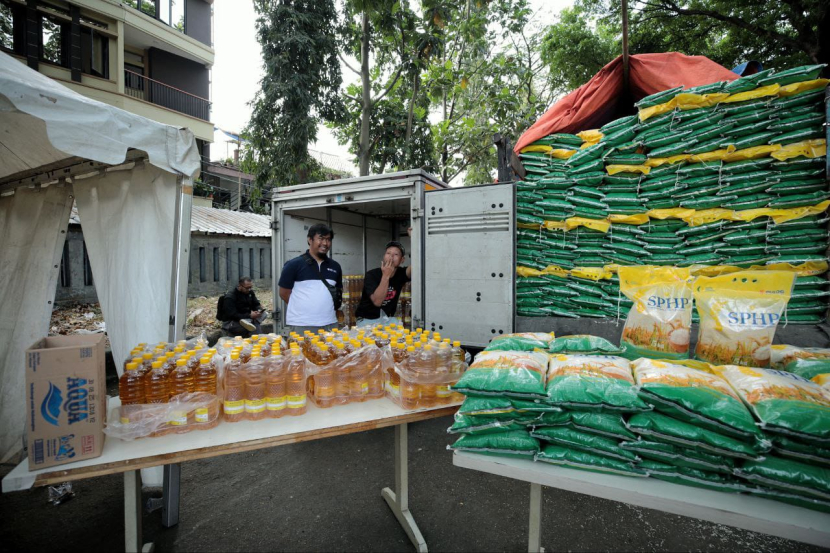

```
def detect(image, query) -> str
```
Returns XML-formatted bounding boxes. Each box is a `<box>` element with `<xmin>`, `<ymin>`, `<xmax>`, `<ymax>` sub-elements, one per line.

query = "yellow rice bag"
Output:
<box><xmin>619</xmin><ymin>266</ymin><xmax>693</xmax><ymax>360</ymax></box>
<box><xmin>693</xmin><ymin>271</ymin><xmax>795</xmax><ymax>368</ymax></box>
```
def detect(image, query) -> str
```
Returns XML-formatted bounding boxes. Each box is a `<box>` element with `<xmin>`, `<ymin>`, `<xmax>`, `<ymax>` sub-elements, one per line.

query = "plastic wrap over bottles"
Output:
<box><xmin>105</xmin><ymin>392</ymin><xmax>220</xmax><ymax>440</ymax></box>
<box><xmin>306</xmin><ymin>344</ymin><xmax>389</xmax><ymax>408</ymax></box>
<box><xmin>389</xmin><ymin>355</ymin><xmax>468</xmax><ymax>410</ymax></box>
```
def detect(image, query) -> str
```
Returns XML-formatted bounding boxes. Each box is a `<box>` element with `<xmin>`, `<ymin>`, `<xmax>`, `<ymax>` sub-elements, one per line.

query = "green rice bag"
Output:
<box><xmin>681</xmin><ymin>195</ymin><xmax>735</xmax><ymax>210</ymax></box>
<box><xmin>457</xmin><ymin>396</ymin><xmax>560</xmax><ymax>418</ymax></box>
<box><xmin>604</xmin><ymin>153</ymin><xmax>648</xmax><ymax>165</ymax></box>
<box><xmin>643</xmin><ymin>130</ymin><xmax>692</xmax><ymax>150</ymax></box>
<box><xmin>567</xmin><ymin>144</ymin><xmax>607</xmax><ymax>167</ymax></box>
<box><xmin>772</xmin><ymin>156</ymin><xmax>826</xmax><ymax>172</ymax></box>
<box><xmin>530</xmin><ymin>426</ymin><xmax>638</xmax><ymax>462</ymax></box>
<box><xmin>632</xmin><ymin>358</ymin><xmax>766</xmax><ymax>443</ymax></box>
<box><xmin>546</xmin><ymin>133</ymin><xmax>583</xmax><ymax>146</ymax></box>
<box><xmin>448</xmin><ymin>413</ymin><xmax>536</xmax><ymax>434</ymax></box>
<box><xmin>625</xmin><ymin>412</ymin><xmax>765</xmax><ymax>460</ymax></box>
<box><xmin>649</xmin><ymin>139</ymin><xmax>698</xmax><ymax>158</ymax></box>
<box><xmin>642</xmin><ymin>232</ymin><xmax>683</xmax><ymax>244</ymax></box>
<box><xmin>723</xmin><ymin>118</ymin><xmax>773</xmax><ymax>138</ymax></box>
<box><xmin>517</xmin><ymin>307</ymin><xmax>550</xmax><ymax>317</ymax></box>
<box><xmin>606</xmin><ymin>242</ymin><xmax>650</xmax><ymax>257</ymax></box>
<box><xmin>608</xmin><ymin>234</ymin><xmax>647</xmax><ymax>247</ymax></box>
<box><xmin>771</xmin><ymin>88</ymin><xmax>825</xmax><ymax>109</ymax></box>
<box><xmin>676</xmin><ymin>163</ymin><xmax>721</xmax><ymax>177</ymax></box>
<box><xmin>619</xmin><ymin>439</ymin><xmax>735</xmax><ymax>474</ymax></box>
<box><xmin>448</xmin><ymin>429</ymin><xmax>540</xmax><ymax>457</ymax></box>
<box><xmin>719</xmin><ymin>181</ymin><xmax>772</xmax><ymax>196</ymax></box>
<box><xmin>601</xmin><ymin>115</ymin><xmax>639</xmax><ymax>134</ymax></box>
<box><xmin>484</xmin><ymin>332</ymin><xmax>555</xmax><ymax>352</ymax></box>
<box><xmin>722</xmin><ymin>131</ymin><xmax>779</xmax><ymax>150</ymax></box>
<box><xmin>717</xmin><ymin>98</ymin><xmax>773</xmax><ymax>116</ymax></box>
<box><xmin>757</xmin><ymin>64</ymin><xmax>827</xmax><ymax>87</ymax></box>
<box><xmin>722</xmin><ymin>194</ymin><xmax>773</xmax><ymax>209</ymax></box>
<box><xmin>728</xmin><ymin>109</ymin><xmax>777</xmax><ymax>127</ymax></box>
<box><xmin>767</xmin><ymin>228</ymin><xmax>828</xmax><ymax>244</ymax></box>
<box><xmin>749</xmin><ymin>487</ymin><xmax>830</xmax><ymax>514</ymax></box>
<box><xmin>601</xmin><ymin>126</ymin><xmax>638</xmax><ymax>147</ymax></box>
<box><xmin>636</xmin><ymin>86</ymin><xmax>684</xmax><ymax>109</ymax></box>
<box><xmin>720</xmin><ymin>157</ymin><xmax>776</xmax><ymax>175</ymax></box>
<box><xmin>722</xmin><ymin>228</ymin><xmax>767</xmax><ymax>244</ymax></box>
<box><xmin>736</xmin><ymin>455</ymin><xmax>830</xmax><ymax>501</ymax></box>
<box><xmin>722</xmin><ymin>69</ymin><xmax>774</xmax><ymax>93</ymax></box>
<box><xmin>769</xmin><ymin>127</ymin><xmax>825</xmax><ymax>146</ymax></box>
<box><xmin>569</xmin><ymin>172</ymin><xmax>606</xmax><ymax>187</ymax></box>
<box><xmin>649</xmin><ymin>254</ymin><xmax>688</xmax><ymax>265</ymax></box>
<box><xmin>548</xmin><ymin>335</ymin><xmax>622</xmax><ymax>355</ymax></box>
<box><xmin>535</xmin><ymin>445</ymin><xmax>646</xmax><ymax>476</ymax></box>
<box><xmin>517</xmin><ymin>213</ymin><xmax>544</xmax><ymax>225</ymax></box>
<box><xmin>642</xmin><ymin>461</ymin><xmax>754</xmax><ymax>493</ymax></box>
<box><xmin>452</xmin><ymin>350</ymin><xmax>550</xmax><ymax>399</ymax></box>
<box><xmin>768</xmin><ymin>192</ymin><xmax>830</xmax><ymax>208</ymax></box>
<box><xmin>771</xmin><ymin>436</ymin><xmax>830</xmax><ymax>467</ymax></box>
<box><xmin>561</xmin><ymin>411</ymin><xmax>635</xmax><ymax>440</ymax></box>
<box><xmin>767</xmin><ymin>112</ymin><xmax>826</xmax><ymax>133</ymax></box>
<box><xmin>674</xmin><ymin>111</ymin><xmax>726</xmax><ymax>132</ymax></box>
<box><xmin>765</xmin><ymin>181</ymin><xmax>827</xmax><ymax>196</ymax></box>
<box><xmin>717</xmin><ymin>365</ymin><xmax>830</xmax><ymax>445</ymax></box>
<box><xmin>685</xmin><ymin>137</ymin><xmax>728</xmax><ymax>155</ymax></box>
<box><xmin>546</xmin><ymin>354</ymin><xmax>649</xmax><ymax>412</ymax></box>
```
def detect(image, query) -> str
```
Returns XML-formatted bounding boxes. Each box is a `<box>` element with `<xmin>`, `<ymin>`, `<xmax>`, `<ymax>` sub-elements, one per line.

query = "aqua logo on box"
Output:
<box><xmin>40</xmin><ymin>377</ymin><xmax>90</xmax><ymax>426</ymax></box>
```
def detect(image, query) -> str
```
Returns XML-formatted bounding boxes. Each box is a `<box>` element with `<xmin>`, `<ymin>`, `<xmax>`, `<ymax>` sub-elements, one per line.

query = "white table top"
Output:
<box><xmin>2</xmin><ymin>396</ymin><xmax>457</xmax><ymax>492</ymax></box>
<box><xmin>453</xmin><ymin>450</ymin><xmax>830</xmax><ymax>548</ymax></box>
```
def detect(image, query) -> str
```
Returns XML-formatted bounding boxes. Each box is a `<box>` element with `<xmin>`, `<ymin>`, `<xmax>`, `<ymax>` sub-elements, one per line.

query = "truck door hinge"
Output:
<box><xmin>270</xmin><ymin>220</ymin><xmax>279</xmax><ymax>230</ymax></box>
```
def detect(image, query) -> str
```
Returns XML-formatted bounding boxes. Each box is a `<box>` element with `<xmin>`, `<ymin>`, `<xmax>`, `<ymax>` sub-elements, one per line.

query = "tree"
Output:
<box><xmin>244</xmin><ymin>0</ymin><xmax>344</xmax><ymax>188</ymax></box>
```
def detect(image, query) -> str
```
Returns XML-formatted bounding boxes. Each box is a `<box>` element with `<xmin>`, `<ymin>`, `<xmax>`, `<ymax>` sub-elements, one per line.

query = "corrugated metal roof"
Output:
<box><xmin>69</xmin><ymin>205</ymin><xmax>271</xmax><ymax>237</ymax></box>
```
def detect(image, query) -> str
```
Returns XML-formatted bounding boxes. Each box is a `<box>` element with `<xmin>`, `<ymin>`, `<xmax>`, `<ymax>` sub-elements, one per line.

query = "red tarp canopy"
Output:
<box><xmin>514</xmin><ymin>52</ymin><xmax>739</xmax><ymax>153</ymax></box>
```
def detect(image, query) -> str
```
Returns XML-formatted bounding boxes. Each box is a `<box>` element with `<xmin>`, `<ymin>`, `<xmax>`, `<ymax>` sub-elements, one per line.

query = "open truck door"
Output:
<box><xmin>422</xmin><ymin>183</ymin><xmax>515</xmax><ymax>347</ymax></box>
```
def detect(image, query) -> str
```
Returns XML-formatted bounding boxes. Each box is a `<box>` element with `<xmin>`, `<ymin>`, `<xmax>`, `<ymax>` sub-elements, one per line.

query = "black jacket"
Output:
<box><xmin>222</xmin><ymin>288</ymin><xmax>262</xmax><ymax>322</ymax></box>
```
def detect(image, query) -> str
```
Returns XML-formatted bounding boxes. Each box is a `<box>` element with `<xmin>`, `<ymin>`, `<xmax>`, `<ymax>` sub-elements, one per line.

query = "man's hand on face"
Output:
<box><xmin>381</xmin><ymin>259</ymin><xmax>396</xmax><ymax>279</ymax></box>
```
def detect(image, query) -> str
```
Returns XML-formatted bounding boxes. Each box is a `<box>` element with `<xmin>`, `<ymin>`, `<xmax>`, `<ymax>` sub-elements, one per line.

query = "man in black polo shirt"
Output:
<box><xmin>355</xmin><ymin>240</ymin><xmax>411</xmax><ymax>327</ymax></box>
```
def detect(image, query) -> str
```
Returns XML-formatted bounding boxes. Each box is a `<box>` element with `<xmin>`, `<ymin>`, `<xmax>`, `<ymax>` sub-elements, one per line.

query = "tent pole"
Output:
<box><xmin>621</xmin><ymin>0</ymin><xmax>630</xmax><ymax>89</ymax></box>
<box><xmin>162</xmin><ymin>173</ymin><xmax>192</xmax><ymax>528</ymax></box>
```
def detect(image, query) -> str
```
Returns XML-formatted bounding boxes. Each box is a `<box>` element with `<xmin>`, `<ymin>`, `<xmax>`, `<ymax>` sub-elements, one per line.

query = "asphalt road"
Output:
<box><xmin>1</xmin><ymin>414</ymin><xmax>824</xmax><ymax>552</ymax></box>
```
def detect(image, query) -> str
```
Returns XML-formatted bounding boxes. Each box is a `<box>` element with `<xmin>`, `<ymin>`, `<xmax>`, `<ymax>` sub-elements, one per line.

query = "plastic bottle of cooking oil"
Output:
<box><xmin>169</xmin><ymin>357</ymin><xmax>196</xmax><ymax>399</ymax></box>
<box><xmin>387</xmin><ymin>343</ymin><xmax>406</xmax><ymax>401</ymax></box>
<box><xmin>192</xmin><ymin>355</ymin><xmax>219</xmax><ymax>426</ymax></box>
<box><xmin>400</xmin><ymin>345</ymin><xmax>420</xmax><ymax>410</ymax></box>
<box><xmin>119</xmin><ymin>361</ymin><xmax>145</xmax><ymax>405</ymax></box>
<box><xmin>366</xmin><ymin>342</ymin><xmax>384</xmax><ymax>398</ymax></box>
<box><xmin>145</xmin><ymin>360</ymin><xmax>170</xmax><ymax>404</ymax></box>
<box><xmin>140</xmin><ymin>353</ymin><xmax>155</xmax><ymax>376</ymax></box>
<box><xmin>412</xmin><ymin>344</ymin><xmax>436</xmax><ymax>408</ymax></box>
<box><xmin>286</xmin><ymin>347</ymin><xmax>307</xmax><ymax>416</ymax></box>
<box><xmin>349</xmin><ymin>339</ymin><xmax>371</xmax><ymax>402</ymax></box>
<box><xmin>224</xmin><ymin>352</ymin><xmax>245</xmax><ymax>422</ymax></box>
<box><xmin>435</xmin><ymin>342</ymin><xmax>453</xmax><ymax>405</ymax></box>
<box><xmin>245</xmin><ymin>352</ymin><xmax>267</xmax><ymax>421</ymax></box>
<box><xmin>266</xmin><ymin>350</ymin><xmax>287</xmax><ymax>418</ymax></box>
<box><xmin>313</xmin><ymin>345</ymin><xmax>336</xmax><ymax>409</ymax></box>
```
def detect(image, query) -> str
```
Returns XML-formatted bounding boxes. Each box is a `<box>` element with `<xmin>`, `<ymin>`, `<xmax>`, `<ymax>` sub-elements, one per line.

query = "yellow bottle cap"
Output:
<box><xmin>200</xmin><ymin>357</ymin><xmax>211</xmax><ymax>365</ymax></box>
<box><xmin>142</xmin><ymin>353</ymin><xmax>153</xmax><ymax>360</ymax></box>
<box><xmin>151</xmin><ymin>360</ymin><xmax>163</xmax><ymax>369</ymax></box>
<box><xmin>453</xmin><ymin>341</ymin><xmax>461</xmax><ymax>347</ymax></box>
<box><xmin>440</xmin><ymin>343</ymin><xmax>449</xmax><ymax>348</ymax></box>
<box><xmin>137</xmin><ymin>343</ymin><xmax>147</xmax><ymax>347</ymax></box>
<box><xmin>132</xmin><ymin>357</ymin><xmax>143</xmax><ymax>364</ymax></box>
<box><xmin>126</xmin><ymin>362</ymin><xmax>138</xmax><ymax>371</ymax></box>
<box><xmin>424</xmin><ymin>345</ymin><xmax>433</xmax><ymax>351</ymax></box>
<box><xmin>252</xmin><ymin>334</ymin><xmax>260</xmax><ymax>340</ymax></box>
<box><xmin>231</xmin><ymin>352</ymin><xmax>240</xmax><ymax>360</ymax></box>
<box><xmin>176</xmin><ymin>359</ymin><xmax>187</xmax><ymax>367</ymax></box>
<box><xmin>251</xmin><ymin>351</ymin><xmax>260</xmax><ymax>358</ymax></box>
<box><xmin>406</xmin><ymin>346</ymin><xmax>415</xmax><ymax>352</ymax></box>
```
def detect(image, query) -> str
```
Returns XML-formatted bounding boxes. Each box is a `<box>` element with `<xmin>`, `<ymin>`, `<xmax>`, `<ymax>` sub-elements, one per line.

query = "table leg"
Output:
<box><xmin>162</xmin><ymin>464</ymin><xmax>180</xmax><ymax>527</ymax></box>
<box><xmin>382</xmin><ymin>423</ymin><xmax>428</xmax><ymax>552</ymax></box>
<box><xmin>124</xmin><ymin>470</ymin><xmax>154</xmax><ymax>553</ymax></box>
<box><xmin>528</xmin><ymin>482</ymin><xmax>544</xmax><ymax>553</ymax></box>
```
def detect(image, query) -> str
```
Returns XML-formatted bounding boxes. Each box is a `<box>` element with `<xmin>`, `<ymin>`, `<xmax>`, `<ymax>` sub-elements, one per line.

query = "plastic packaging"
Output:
<box><xmin>448</xmin><ymin>429</ymin><xmax>541</xmax><ymax>457</ymax></box>
<box><xmin>546</xmin><ymin>355</ymin><xmax>648</xmax><ymax>412</ymax></box>
<box><xmin>547</xmin><ymin>335</ymin><xmax>623</xmax><ymax>355</ymax></box>
<box><xmin>451</xmin><ymin>351</ymin><xmax>548</xmax><ymax>399</ymax></box>
<box><xmin>107</xmin><ymin>392</ymin><xmax>220</xmax><ymax>440</ymax></box>
<box><xmin>618</xmin><ymin>266</ymin><xmax>693</xmax><ymax>360</ymax></box>
<box><xmin>693</xmin><ymin>270</ymin><xmax>795</xmax><ymax>367</ymax></box>
<box><xmin>736</xmin><ymin>455</ymin><xmax>830</xmax><ymax>501</ymax></box>
<box><xmin>632</xmin><ymin>358</ymin><xmax>765</xmax><ymax>443</ymax></box>
<box><xmin>535</xmin><ymin>444</ymin><xmax>646</xmax><ymax>476</ymax></box>
<box><xmin>530</xmin><ymin>426</ymin><xmax>638</xmax><ymax>462</ymax></box>
<box><xmin>483</xmin><ymin>332</ymin><xmax>555</xmax><ymax>352</ymax></box>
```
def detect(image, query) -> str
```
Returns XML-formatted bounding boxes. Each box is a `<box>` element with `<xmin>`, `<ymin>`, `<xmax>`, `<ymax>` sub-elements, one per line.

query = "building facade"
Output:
<box><xmin>0</xmin><ymin>0</ymin><xmax>214</xmax><ymax>155</ymax></box>
<box><xmin>57</xmin><ymin>205</ymin><xmax>273</xmax><ymax>304</ymax></box>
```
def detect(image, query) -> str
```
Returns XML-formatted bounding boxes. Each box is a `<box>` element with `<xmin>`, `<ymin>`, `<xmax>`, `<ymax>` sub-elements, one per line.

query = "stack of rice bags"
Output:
<box><xmin>516</xmin><ymin>63</ymin><xmax>830</xmax><ymax>324</ymax></box>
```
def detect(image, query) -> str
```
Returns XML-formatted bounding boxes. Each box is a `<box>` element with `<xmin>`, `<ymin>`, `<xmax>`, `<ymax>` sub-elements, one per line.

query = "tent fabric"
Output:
<box><xmin>0</xmin><ymin>51</ymin><xmax>201</xmax><ymax>181</ymax></box>
<box><xmin>0</xmin><ymin>185</ymin><xmax>73</xmax><ymax>462</ymax></box>
<box><xmin>73</xmin><ymin>164</ymin><xmax>179</xmax><ymax>377</ymax></box>
<box><xmin>514</xmin><ymin>52</ymin><xmax>739</xmax><ymax>152</ymax></box>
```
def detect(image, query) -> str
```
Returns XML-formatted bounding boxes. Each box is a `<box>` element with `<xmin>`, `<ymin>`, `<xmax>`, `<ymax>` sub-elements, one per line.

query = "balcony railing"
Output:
<box><xmin>124</xmin><ymin>70</ymin><xmax>210</xmax><ymax>121</ymax></box>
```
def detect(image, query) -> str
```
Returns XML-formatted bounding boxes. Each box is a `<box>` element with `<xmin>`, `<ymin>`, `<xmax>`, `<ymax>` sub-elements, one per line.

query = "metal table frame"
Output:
<box><xmin>4</xmin><ymin>399</ymin><xmax>457</xmax><ymax>552</ymax></box>
<box><xmin>452</xmin><ymin>451</ymin><xmax>830</xmax><ymax>551</ymax></box>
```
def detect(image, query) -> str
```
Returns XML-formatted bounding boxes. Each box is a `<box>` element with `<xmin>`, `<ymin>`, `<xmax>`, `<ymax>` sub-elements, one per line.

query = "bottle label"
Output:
<box><xmin>169</xmin><ymin>411</ymin><xmax>188</xmax><ymax>426</ymax></box>
<box><xmin>195</xmin><ymin>408</ymin><xmax>209</xmax><ymax>423</ymax></box>
<box><xmin>386</xmin><ymin>382</ymin><xmax>401</xmax><ymax>398</ymax></box>
<box><xmin>224</xmin><ymin>399</ymin><xmax>245</xmax><ymax>414</ymax></box>
<box><xmin>266</xmin><ymin>397</ymin><xmax>287</xmax><ymax>411</ymax></box>
<box><xmin>360</xmin><ymin>382</ymin><xmax>369</xmax><ymax>393</ymax></box>
<box><xmin>245</xmin><ymin>398</ymin><xmax>266</xmax><ymax>413</ymax></box>
<box><xmin>120</xmin><ymin>416</ymin><xmax>130</xmax><ymax>424</ymax></box>
<box><xmin>287</xmin><ymin>395</ymin><xmax>307</xmax><ymax>409</ymax></box>
<box><xmin>436</xmin><ymin>385</ymin><xmax>451</xmax><ymax>398</ymax></box>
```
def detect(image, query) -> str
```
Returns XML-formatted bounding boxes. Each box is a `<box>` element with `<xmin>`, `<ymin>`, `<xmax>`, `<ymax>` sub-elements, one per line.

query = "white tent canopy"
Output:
<box><xmin>0</xmin><ymin>51</ymin><xmax>200</xmax><ymax>462</ymax></box>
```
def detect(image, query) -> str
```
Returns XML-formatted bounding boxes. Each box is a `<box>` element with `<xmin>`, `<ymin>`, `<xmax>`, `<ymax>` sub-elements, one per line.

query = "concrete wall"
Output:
<box><xmin>55</xmin><ymin>228</ymin><xmax>272</xmax><ymax>304</ymax></box>
<box><xmin>185</xmin><ymin>0</ymin><xmax>212</xmax><ymax>46</ymax></box>
<box><xmin>188</xmin><ymin>234</ymin><xmax>273</xmax><ymax>298</ymax></box>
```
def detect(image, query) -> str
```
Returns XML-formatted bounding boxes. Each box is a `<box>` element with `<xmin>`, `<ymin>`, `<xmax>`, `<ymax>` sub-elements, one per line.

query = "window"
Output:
<box><xmin>199</xmin><ymin>247</ymin><xmax>206</xmax><ymax>283</ymax></box>
<box><xmin>259</xmin><ymin>249</ymin><xmax>265</xmax><ymax>278</ymax></box>
<box><xmin>213</xmin><ymin>248</ymin><xmax>219</xmax><ymax>282</ymax></box>
<box><xmin>0</xmin><ymin>1</ymin><xmax>23</xmax><ymax>54</ymax></box>
<box><xmin>82</xmin><ymin>241</ymin><xmax>94</xmax><ymax>286</ymax></box>
<box><xmin>226</xmin><ymin>247</ymin><xmax>231</xmax><ymax>281</ymax></box>
<box><xmin>249</xmin><ymin>249</ymin><xmax>254</xmax><ymax>281</ymax></box>
<box><xmin>59</xmin><ymin>241</ymin><xmax>70</xmax><ymax>288</ymax></box>
<box><xmin>124</xmin><ymin>0</ymin><xmax>157</xmax><ymax>18</ymax></box>
<box><xmin>80</xmin><ymin>26</ymin><xmax>108</xmax><ymax>78</ymax></box>
<box><xmin>237</xmin><ymin>248</ymin><xmax>243</xmax><ymax>279</ymax></box>
<box><xmin>40</xmin><ymin>14</ymin><xmax>67</xmax><ymax>66</ymax></box>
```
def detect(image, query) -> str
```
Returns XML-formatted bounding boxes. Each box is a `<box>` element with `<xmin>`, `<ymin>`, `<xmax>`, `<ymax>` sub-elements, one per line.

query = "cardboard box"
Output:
<box><xmin>26</xmin><ymin>334</ymin><xmax>106</xmax><ymax>470</ymax></box>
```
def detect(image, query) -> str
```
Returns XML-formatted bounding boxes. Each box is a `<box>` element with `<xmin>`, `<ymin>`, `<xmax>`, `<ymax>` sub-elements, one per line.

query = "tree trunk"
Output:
<box><xmin>359</xmin><ymin>11</ymin><xmax>372</xmax><ymax>176</ymax></box>
<box><xmin>405</xmin><ymin>73</ymin><xmax>419</xmax><ymax>143</ymax></box>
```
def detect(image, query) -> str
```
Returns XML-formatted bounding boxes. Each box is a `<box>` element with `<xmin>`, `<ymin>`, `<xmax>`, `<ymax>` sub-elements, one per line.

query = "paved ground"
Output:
<box><xmin>1</xmin><ymin>414</ymin><xmax>824</xmax><ymax>552</ymax></box>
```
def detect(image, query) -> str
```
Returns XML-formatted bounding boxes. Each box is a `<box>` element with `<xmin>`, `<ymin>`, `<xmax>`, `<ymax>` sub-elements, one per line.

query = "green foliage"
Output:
<box><xmin>244</xmin><ymin>0</ymin><xmax>344</xmax><ymax>188</ymax></box>
<box><xmin>540</xmin><ymin>6</ymin><xmax>619</xmax><ymax>96</ymax></box>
